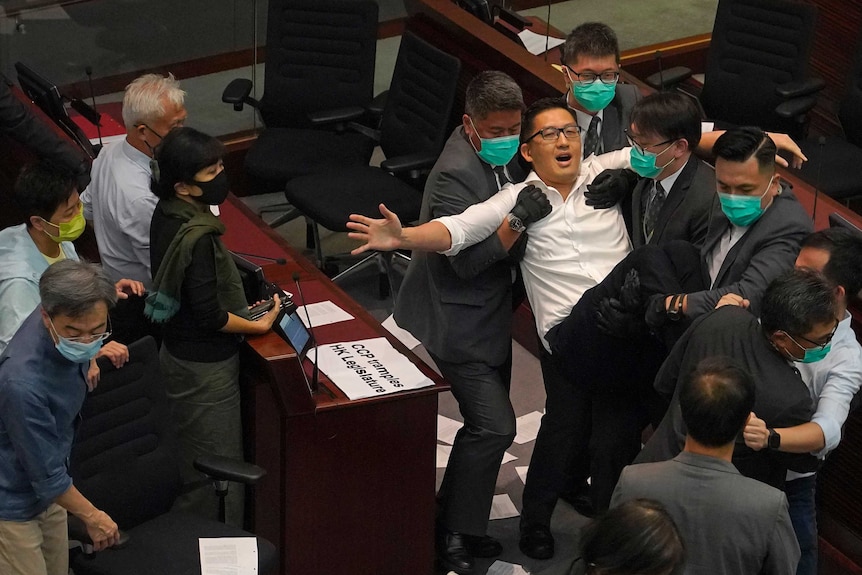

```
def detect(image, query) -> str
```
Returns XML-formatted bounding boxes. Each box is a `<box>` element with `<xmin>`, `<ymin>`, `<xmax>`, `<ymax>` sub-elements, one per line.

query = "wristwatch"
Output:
<box><xmin>666</xmin><ymin>294</ymin><xmax>684</xmax><ymax>322</ymax></box>
<box><xmin>507</xmin><ymin>212</ymin><xmax>527</xmax><ymax>233</ymax></box>
<box><xmin>767</xmin><ymin>428</ymin><xmax>781</xmax><ymax>450</ymax></box>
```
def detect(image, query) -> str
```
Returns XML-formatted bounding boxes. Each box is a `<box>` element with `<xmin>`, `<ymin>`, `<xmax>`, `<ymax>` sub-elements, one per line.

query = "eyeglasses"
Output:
<box><xmin>564</xmin><ymin>66</ymin><xmax>620</xmax><ymax>85</ymax></box>
<box><xmin>526</xmin><ymin>124</ymin><xmax>582</xmax><ymax>142</ymax></box>
<box><xmin>625</xmin><ymin>130</ymin><xmax>675</xmax><ymax>156</ymax></box>
<box><xmin>786</xmin><ymin>319</ymin><xmax>839</xmax><ymax>351</ymax></box>
<box><xmin>47</xmin><ymin>315</ymin><xmax>112</xmax><ymax>344</ymax></box>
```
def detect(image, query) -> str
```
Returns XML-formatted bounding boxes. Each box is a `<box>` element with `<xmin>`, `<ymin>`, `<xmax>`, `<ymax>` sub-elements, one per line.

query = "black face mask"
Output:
<box><xmin>192</xmin><ymin>170</ymin><xmax>230</xmax><ymax>205</ymax></box>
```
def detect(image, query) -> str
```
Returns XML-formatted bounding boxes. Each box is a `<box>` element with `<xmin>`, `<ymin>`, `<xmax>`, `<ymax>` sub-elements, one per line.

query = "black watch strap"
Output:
<box><xmin>767</xmin><ymin>428</ymin><xmax>781</xmax><ymax>450</ymax></box>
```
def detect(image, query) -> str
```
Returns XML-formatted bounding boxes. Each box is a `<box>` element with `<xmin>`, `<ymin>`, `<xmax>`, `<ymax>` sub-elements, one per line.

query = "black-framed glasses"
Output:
<box><xmin>564</xmin><ymin>66</ymin><xmax>620</xmax><ymax>85</ymax></box>
<box><xmin>625</xmin><ymin>129</ymin><xmax>675</xmax><ymax>156</ymax></box>
<box><xmin>787</xmin><ymin>319</ymin><xmax>839</xmax><ymax>351</ymax></box>
<box><xmin>526</xmin><ymin>124</ymin><xmax>582</xmax><ymax>142</ymax></box>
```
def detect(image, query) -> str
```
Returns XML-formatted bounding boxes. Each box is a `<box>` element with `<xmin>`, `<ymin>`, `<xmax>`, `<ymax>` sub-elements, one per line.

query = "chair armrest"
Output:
<box><xmin>222</xmin><ymin>79</ymin><xmax>260</xmax><ymax>112</ymax></box>
<box><xmin>368</xmin><ymin>91</ymin><xmax>388</xmax><ymax>118</ymax></box>
<box><xmin>194</xmin><ymin>453</ymin><xmax>266</xmax><ymax>485</ymax></box>
<box><xmin>308</xmin><ymin>106</ymin><xmax>366</xmax><ymax>127</ymax></box>
<box><xmin>776</xmin><ymin>77</ymin><xmax>826</xmax><ymax>99</ymax></box>
<box><xmin>381</xmin><ymin>152</ymin><xmax>438</xmax><ymax>174</ymax></box>
<box><xmin>645</xmin><ymin>66</ymin><xmax>693</xmax><ymax>91</ymax></box>
<box><xmin>775</xmin><ymin>95</ymin><xmax>818</xmax><ymax>119</ymax></box>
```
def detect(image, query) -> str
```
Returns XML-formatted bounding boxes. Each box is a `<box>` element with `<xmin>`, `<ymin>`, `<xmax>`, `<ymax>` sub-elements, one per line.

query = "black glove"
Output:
<box><xmin>596</xmin><ymin>297</ymin><xmax>646</xmax><ymax>339</ymax></box>
<box><xmin>618</xmin><ymin>268</ymin><xmax>643</xmax><ymax>311</ymax></box>
<box><xmin>511</xmin><ymin>184</ymin><xmax>552</xmax><ymax>225</ymax></box>
<box><xmin>585</xmin><ymin>168</ymin><xmax>639</xmax><ymax>209</ymax></box>
<box><xmin>644</xmin><ymin>293</ymin><xmax>670</xmax><ymax>330</ymax></box>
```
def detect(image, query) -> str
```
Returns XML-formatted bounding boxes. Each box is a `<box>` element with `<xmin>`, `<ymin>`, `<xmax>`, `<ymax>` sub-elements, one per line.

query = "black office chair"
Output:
<box><xmin>796</xmin><ymin>35</ymin><xmax>862</xmax><ymax>203</ymax></box>
<box><xmin>68</xmin><ymin>336</ymin><xmax>278</xmax><ymax>575</ymax></box>
<box><xmin>222</xmin><ymin>0</ymin><xmax>379</xmax><ymax>227</ymax></box>
<box><xmin>647</xmin><ymin>0</ymin><xmax>824</xmax><ymax>139</ymax></box>
<box><xmin>282</xmin><ymin>31</ymin><xmax>460</xmax><ymax>296</ymax></box>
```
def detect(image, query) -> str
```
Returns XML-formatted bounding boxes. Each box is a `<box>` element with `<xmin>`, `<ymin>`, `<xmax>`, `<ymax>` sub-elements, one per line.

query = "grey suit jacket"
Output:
<box><xmin>601</xmin><ymin>83</ymin><xmax>641</xmax><ymax>152</ymax></box>
<box><xmin>612</xmin><ymin>452</ymin><xmax>800</xmax><ymax>575</ymax></box>
<box><xmin>686</xmin><ymin>185</ymin><xmax>813</xmax><ymax>317</ymax></box>
<box><xmin>393</xmin><ymin>127</ymin><xmax>525</xmax><ymax>365</ymax></box>
<box><xmin>626</xmin><ymin>156</ymin><xmax>719</xmax><ymax>249</ymax></box>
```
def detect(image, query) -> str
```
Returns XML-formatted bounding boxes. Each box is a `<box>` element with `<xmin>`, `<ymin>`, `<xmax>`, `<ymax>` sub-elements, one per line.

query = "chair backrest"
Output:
<box><xmin>700</xmin><ymin>0</ymin><xmax>817</xmax><ymax>132</ymax></box>
<box><xmin>259</xmin><ymin>0</ymin><xmax>379</xmax><ymax>129</ymax></box>
<box><xmin>379</xmin><ymin>31</ymin><xmax>461</xmax><ymax>161</ymax></box>
<box><xmin>70</xmin><ymin>336</ymin><xmax>182</xmax><ymax>529</ymax></box>
<box><xmin>839</xmin><ymin>34</ymin><xmax>862</xmax><ymax>147</ymax></box>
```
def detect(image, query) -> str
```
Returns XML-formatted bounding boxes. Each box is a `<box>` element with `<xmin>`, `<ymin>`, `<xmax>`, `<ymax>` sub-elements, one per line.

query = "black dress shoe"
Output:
<box><xmin>559</xmin><ymin>487</ymin><xmax>596</xmax><ymax>518</ymax></box>
<box><xmin>437</xmin><ymin>530</ymin><xmax>475</xmax><ymax>574</ymax></box>
<box><xmin>462</xmin><ymin>534</ymin><xmax>503</xmax><ymax>558</ymax></box>
<box><xmin>519</xmin><ymin>523</ymin><xmax>555</xmax><ymax>560</ymax></box>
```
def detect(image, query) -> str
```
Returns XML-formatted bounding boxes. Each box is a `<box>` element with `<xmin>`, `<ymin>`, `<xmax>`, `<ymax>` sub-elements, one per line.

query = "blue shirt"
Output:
<box><xmin>0</xmin><ymin>309</ymin><xmax>88</xmax><ymax>520</ymax></box>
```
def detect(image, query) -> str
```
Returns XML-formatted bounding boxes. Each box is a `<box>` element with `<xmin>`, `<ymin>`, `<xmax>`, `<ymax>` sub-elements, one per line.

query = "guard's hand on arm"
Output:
<box><xmin>585</xmin><ymin>169</ymin><xmax>639</xmax><ymax>209</ymax></box>
<box><xmin>766</xmin><ymin>132</ymin><xmax>807</xmax><ymax>169</ymax></box>
<box><xmin>743</xmin><ymin>412</ymin><xmax>769</xmax><ymax>451</ymax></box>
<box><xmin>510</xmin><ymin>185</ymin><xmax>551</xmax><ymax>226</ymax></box>
<box><xmin>618</xmin><ymin>269</ymin><xmax>643</xmax><ymax>311</ymax></box>
<box><xmin>596</xmin><ymin>297</ymin><xmax>645</xmax><ymax>338</ymax></box>
<box><xmin>715</xmin><ymin>293</ymin><xmax>750</xmax><ymax>309</ymax></box>
<box><xmin>347</xmin><ymin>203</ymin><xmax>404</xmax><ymax>255</ymax></box>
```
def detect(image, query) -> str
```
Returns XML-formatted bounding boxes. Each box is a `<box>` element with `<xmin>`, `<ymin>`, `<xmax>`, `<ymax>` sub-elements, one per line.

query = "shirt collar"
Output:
<box><xmin>122</xmin><ymin>139</ymin><xmax>154</xmax><ymax>174</ymax></box>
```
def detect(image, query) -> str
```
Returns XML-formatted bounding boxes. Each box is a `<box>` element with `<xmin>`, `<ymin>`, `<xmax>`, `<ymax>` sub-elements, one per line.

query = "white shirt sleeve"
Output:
<box><xmin>435</xmin><ymin>183</ymin><xmax>520</xmax><ymax>256</ymax></box>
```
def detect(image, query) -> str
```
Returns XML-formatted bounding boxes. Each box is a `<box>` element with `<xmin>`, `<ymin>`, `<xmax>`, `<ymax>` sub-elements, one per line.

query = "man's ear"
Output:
<box><xmin>520</xmin><ymin>141</ymin><xmax>532</xmax><ymax>164</ymax></box>
<box><xmin>29</xmin><ymin>214</ymin><xmax>46</xmax><ymax>231</ymax></box>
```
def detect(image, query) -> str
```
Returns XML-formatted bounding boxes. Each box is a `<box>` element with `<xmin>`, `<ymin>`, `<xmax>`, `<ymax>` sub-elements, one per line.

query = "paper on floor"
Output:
<box><xmin>513</xmin><ymin>411</ymin><xmax>544</xmax><ymax>445</ymax></box>
<box><xmin>489</xmin><ymin>493</ymin><xmax>520</xmax><ymax>520</ymax></box>
<box><xmin>487</xmin><ymin>561</ymin><xmax>532</xmax><ymax>575</ymax></box>
<box><xmin>437</xmin><ymin>414</ymin><xmax>461</xmax><ymax>446</ymax></box>
<box><xmin>199</xmin><ymin>537</ymin><xmax>258</xmax><ymax>575</ymax></box>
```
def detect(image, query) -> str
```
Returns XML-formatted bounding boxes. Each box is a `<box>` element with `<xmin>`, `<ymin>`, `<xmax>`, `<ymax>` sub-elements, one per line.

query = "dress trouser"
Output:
<box><xmin>522</xmin><ymin>241</ymin><xmax>705</xmax><ymax>520</ymax></box>
<box><xmin>430</xmin><ymin>349</ymin><xmax>516</xmax><ymax>536</ymax></box>
<box><xmin>160</xmin><ymin>346</ymin><xmax>244</xmax><ymax>528</ymax></box>
<box><xmin>786</xmin><ymin>474</ymin><xmax>818</xmax><ymax>575</ymax></box>
<box><xmin>0</xmin><ymin>504</ymin><xmax>68</xmax><ymax>575</ymax></box>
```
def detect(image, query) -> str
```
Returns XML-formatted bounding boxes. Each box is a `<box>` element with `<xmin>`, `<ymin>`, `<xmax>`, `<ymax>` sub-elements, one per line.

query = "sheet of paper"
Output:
<box><xmin>701</xmin><ymin>121</ymin><xmax>715</xmax><ymax>133</ymax></box>
<box><xmin>199</xmin><ymin>537</ymin><xmax>258</xmax><ymax>575</ymax></box>
<box><xmin>487</xmin><ymin>560</ymin><xmax>532</xmax><ymax>575</ymax></box>
<box><xmin>317</xmin><ymin>337</ymin><xmax>434</xmax><ymax>400</ymax></box>
<box><xmin>518</xmin><ymin>28</ymin><xmax>565</xmax><ymax>56</ymax></box>
<box><xmin>436</xmin><ymin>444</ymin><xmax>453</xmax><ymax>468</ymax></box>
<box><xmin>516</xmin><ymin>466</ymin><xmax>529</xmax><ymax>485</ymax></box>
<box><xmin>513</xmin><ymin>411</ymin><xmax>544</xmax><ymax>445</ymax></box>
<box><xmin>382</xmin><ymin>314</ymin><xmax>421</xmax><ymax>349</ymax></box>
<box><xmin>501</xmin><ymin>451</ymin><xmax>517</xmax><ymax>465</ymax></box>
<box><xmin>296</xmin><ymin>301</ymin><xmax>353</xmax><ymax>328</ymax></box>
<box><xmin>437</xmin><ymin>415</ymin><xmax>461</xmax><ymax>446</ymax></box>
<box><xmin>489</xmin><ymin>493</ymin><xmax>520</xmax><ymax>520</ymax></box>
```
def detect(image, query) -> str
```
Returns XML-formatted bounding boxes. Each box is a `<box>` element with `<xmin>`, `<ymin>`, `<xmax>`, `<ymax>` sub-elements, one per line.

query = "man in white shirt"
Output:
<box><xmin>81</xmin><ymin>73</ymin><xmax>186</xmax><ymax>342</ymax></box>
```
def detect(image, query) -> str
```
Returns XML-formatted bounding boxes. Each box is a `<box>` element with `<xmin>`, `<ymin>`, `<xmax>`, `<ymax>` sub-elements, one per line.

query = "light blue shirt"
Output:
<box><xmin>0</xmin><ymin>224</ymin><xmax>78</xmax><ymax>354</ymax></box>
<box><xmin>81</xmin><ymin>139</ymin><xmax>156</xmax><ymax>287</ymax></box>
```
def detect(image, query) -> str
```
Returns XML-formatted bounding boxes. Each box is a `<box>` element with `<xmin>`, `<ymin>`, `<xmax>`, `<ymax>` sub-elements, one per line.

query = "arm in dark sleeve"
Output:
<box><xmin>429</xmin><ymin>171</ymin><xmax>510</xmax><ymax>280</ymax></box>
<box><xmin>0</xmin><ymin>79</ymin><xmax>90</xmax><ymax>179</ymax></box>
<box><xmin>183</xmin><ymin>235</ymin><xmax>230</xmax><ymax>331</ymax></box>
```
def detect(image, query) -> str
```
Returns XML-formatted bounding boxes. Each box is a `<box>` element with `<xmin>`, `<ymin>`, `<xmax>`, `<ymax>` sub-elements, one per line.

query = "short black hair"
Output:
<box><xmin>520</xmin><ymin>97</ymin><xmax>574</xmax><ymax>143</ymax></box>
<box><xmin>630</xmin><ymin>92</ymin><xmax>702</xmax><ymax>150</ymax></box>
<box><xmin>801</xmin><ymin>228</ymin><xmax>862</xmax><ymax>298</ymax></box>
<box><xmin>14</xmin><ymin>159</ymin><xmax>78</xmax><ymax>227</ymax></box>
<box><xmin>680</xmin><ymin>356</ymin><xmax>756</xmax><ymax>448</ymax></box>
<box><xmin>561</xmin><ymin>22</ymin><xmax>620</xmax><ymax>66</ymax></box>
<box><xmin>465</xmin><ymin>71</ymin><xmax>524</xmax><ymax>118</ymax></box>
<box><xmin>581</xmin><ymin>499</ymin><xmax>685</xmax><ymax>575</ymax></box>
<box><xmin>760</xmin><ymin>268</ymin><xmax>838</xmax><ymax>336</ymax></box>
<box><xmin>150</xmin><ymin>126</ymin><xmax>224</xmax><ymax>200</ymax></box>
<box><xmin>712</xmin><ymin>126</ymin><xmax>776</xmax><ymax>173</ymax></box>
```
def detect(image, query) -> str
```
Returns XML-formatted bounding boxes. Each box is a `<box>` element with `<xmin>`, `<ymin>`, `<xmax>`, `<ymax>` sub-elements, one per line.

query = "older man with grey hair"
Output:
<box><xmin>81</xmin><ymin>73</ymin><xmax>186</xmax><ymax>343</ymax></box>
<box><xmin>0</xmin><ymin>260</ymin><xmax>121</xmax><ymax>575</ymax></box>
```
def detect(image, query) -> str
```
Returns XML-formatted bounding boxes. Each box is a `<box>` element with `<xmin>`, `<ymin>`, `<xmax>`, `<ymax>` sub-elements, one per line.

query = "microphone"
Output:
<box><xmin>85</xmin><ymin>66</ymin><xmax>103</xmax><ymax>150</ymax></box>
<box><xmin>543</xmin><ymin>0</ymin><xmax>551</xmax><ymax>61</ymax></box>
<box><xmin>655</xmin><ymin>50</ymin><xmax>664</xmax><ymax>91</ymax></box>
<box><xmin>231</xmin><ymin>251</ymin><xmax>287</xmax><ymax>265</ymax></box>
<box><xmin>292</xmin><ymin>271</ymin><xmax>319</xmax><ymax>393</ymax></box>
<box><xmin>811</xmin><ymin>136</ymin><xmax>825</xmax><ymax>222</ymax></box>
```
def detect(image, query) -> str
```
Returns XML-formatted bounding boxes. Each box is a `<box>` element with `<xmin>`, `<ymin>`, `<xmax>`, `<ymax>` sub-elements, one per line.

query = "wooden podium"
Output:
<box><xmin>226</xmin><ymin>215</ymin><xmax>447</xmax><ymax>575</ymax></box>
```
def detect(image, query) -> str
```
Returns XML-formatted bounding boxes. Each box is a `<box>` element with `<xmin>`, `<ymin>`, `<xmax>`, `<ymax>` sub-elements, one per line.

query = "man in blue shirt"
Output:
<box><xmin>0</xmin><ymin>259</ymin><xmax>121</xmax><ymax>575</ymax></box>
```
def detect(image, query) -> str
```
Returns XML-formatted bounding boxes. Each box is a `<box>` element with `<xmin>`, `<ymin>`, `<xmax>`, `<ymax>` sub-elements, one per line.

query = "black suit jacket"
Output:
<box><xmin>393</xmin><ymin>127</ymin><xmax>525</xmax><ymax>365</ymax></box>
<box><xmin>623</xmin><ymin>156</ymin><xmax>719</xmax><ymax>250</ymax></box>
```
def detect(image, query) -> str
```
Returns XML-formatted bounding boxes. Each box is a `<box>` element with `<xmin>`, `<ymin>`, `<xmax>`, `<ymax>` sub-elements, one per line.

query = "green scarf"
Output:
<box><xmin>145</xmin><ymin>197</ymin><xmax>249</xmax><ymax>323</ymax></box>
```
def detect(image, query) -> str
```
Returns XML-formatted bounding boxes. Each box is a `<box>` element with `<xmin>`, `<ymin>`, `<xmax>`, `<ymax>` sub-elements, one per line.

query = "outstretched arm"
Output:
<box><xmin>697</xmin><ymin>130</ymin><xmax>806</xmax><ymax>169</ymax></box>
<box><xmin>347</xmin><ymin>204</ymin><xmax>453</xmax><ymax>255</ymax></box>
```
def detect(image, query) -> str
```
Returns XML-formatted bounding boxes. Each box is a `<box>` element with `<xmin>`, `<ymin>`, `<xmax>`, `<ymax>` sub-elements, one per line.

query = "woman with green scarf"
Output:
<box><xmin>146</xmin><ymin>127</ymin><xmax>280</xmax><ymax>526</ymax></box>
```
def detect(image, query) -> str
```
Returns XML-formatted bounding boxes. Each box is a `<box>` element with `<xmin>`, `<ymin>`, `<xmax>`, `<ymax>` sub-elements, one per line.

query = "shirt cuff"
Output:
<box><xmin>32</xmin><ymin>471</ymin><xmax>73</xmax><ymax>505</ymax></box>
<box><xmin>434</xmin><ymin>216</ymin><xmax>463</xmax><ymax>256</ymax></box>
<box><xmin>811</xmin><ymin>414</ymin><xmax>841</xmax><ymax>456</ymax></box>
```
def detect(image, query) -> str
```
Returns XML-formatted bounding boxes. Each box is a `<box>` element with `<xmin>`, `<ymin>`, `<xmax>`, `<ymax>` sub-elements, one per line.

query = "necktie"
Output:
<box><xmin>643</xmin><ymin>180</ymin><xmax>666</xmax><ymax>242</ymax></box>
<box><xmin>582</xmin><ymin>115</ymin><xmax>601</xmax><ymax>159</ymax></box>
<box><xmin>493</xmin><ymin>165</ymin><xmax>511</xmax><ymax>190</ymax></box>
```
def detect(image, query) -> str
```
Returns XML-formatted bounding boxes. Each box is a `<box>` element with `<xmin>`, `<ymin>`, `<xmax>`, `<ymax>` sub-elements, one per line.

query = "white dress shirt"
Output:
<box><xmin>82</xmin><ymin>139</ymin><xmax>157</xmax><ymax>287</ymax></box>
<box><xmin>437</xmin><ymin>149</ymin><xmax>632</xmax><ymax>350</ymax></box>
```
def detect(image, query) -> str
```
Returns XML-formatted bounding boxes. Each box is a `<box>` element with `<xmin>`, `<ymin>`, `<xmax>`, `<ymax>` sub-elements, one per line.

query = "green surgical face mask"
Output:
<box><xmin>572</xmin><ymin>81</ymin><xmax>617</xmax><ymax>112</ymax></box>
<box><xmin>468</xmin><ymin>117</ymin><xmax>520</xmax><ymax>167</ymax></box>
<box><xmin>40</xmin><ymin>204</ymin><xmax>85</xmax><ymax>243</ymax></box>
<box><xmin>717</xmin><ymin>176</ymin><xmax>774</xmax><ymax>227</ymax></box>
